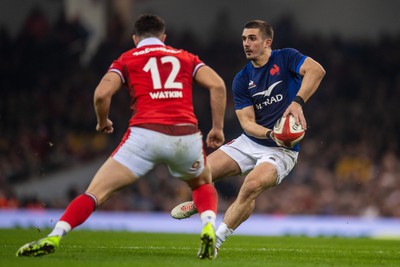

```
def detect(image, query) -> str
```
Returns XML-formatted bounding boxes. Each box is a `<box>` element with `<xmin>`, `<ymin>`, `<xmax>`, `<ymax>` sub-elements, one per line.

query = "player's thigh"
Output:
<box><xmin>166</xmin><ymin>133</ymin><xmax>206</xmax><ymax>179</ymax></box>
<box><xmin>258</xmin><ymin>148</ymin><xmax>298</xmax><ymax>184</ymax></box>
<box><xmin>208</xmin><ymin>149</ymin><xmax>241</xmax><ymax>181</ymax></box>
<box><xmin>112</xmin><ymin>127</ymin><xmax>157</xmax><ymax>177</ymax></box>
<box><xmin>239</xmin><ymin>162</ymin><xmax>277</xmax><ymax>198</ymax></box>
<box><xmin>86</xmin><ymin>157</ymin><xmax>138</xmax><ymax>205</ymax></box>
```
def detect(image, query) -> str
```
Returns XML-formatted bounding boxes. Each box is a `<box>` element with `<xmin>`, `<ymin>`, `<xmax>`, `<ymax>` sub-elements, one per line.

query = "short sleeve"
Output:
<box><xmin>108</xmin><ymin>57</ymin><xmax>126</xmax><ymax>84</ymax></box>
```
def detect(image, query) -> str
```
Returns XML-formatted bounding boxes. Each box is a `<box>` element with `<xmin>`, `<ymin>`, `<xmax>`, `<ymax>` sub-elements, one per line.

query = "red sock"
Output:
<box><xmin>59</xmin><ymin>193</ymin><xmax>96</xmax><ymax>229</ymax></box>
<box><xmin>192</xmin><ymin>184</ymin><xmax>217</xmax><ymax>213</ymax></box>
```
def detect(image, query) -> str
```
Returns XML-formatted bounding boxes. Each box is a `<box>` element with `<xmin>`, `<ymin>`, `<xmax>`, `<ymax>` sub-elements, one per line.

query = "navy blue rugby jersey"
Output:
<box><xmin>232</xmin><ymin>48</ymin><xmax>306</xmax><ymax>151</ymax></box>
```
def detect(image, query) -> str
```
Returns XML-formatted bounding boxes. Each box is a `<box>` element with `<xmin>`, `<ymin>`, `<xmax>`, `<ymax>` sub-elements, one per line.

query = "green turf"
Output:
<box><xmin>1</xmin><ymin>228</ymin><xmax>399</xmax><ymax>267</ymax></box>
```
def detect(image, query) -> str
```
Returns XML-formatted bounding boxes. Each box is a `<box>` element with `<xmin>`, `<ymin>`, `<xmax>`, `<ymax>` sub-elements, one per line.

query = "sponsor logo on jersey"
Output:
<box><xmin>149</xmin><ymin>90</ymin><xmax>183</xmax><ymax>99</ymax></box>
<box><xmin>252</xmin><ymin>80</ymin><xmax>284</xmax><ymax>110</ymax></box>
<box><xmin>248</xmin><ymin>80</ymin><xmax>256</xmax><ymax>89</ymax></box>
<box><xmin>133</xmin><ymin>47</ymin><xmax>181</xmax><ymax>56</ymax></box>
<box><xmin>254</xmin><ymin>95</ymin><xmax>283</xmax><ymax>110</ymax></box>
<box><xmin>252</xmin><ymin>80</ymin><xmax>282</xmax><ymax>97</ymax></box>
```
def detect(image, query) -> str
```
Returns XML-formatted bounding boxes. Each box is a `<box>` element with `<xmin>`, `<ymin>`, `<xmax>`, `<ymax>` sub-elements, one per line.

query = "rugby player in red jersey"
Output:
<box><xmin>17</xmin><ymin>13</ymin><xmax>226</xmax><ymax>260</ymax></box>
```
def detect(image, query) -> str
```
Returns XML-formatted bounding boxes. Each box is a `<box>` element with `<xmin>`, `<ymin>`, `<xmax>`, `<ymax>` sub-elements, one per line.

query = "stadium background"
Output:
<box><xmin>1</xmin><ymin>0</ymin><xmax>400</xmax><ymax>235</ymax></box>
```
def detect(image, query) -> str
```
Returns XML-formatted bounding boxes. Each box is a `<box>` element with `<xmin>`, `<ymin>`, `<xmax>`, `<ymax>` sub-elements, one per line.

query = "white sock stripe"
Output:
<box><xmin>215</xmin><ymin>236</ymin><xmax>223</xmax><ymax>249</ymax></box>
<box><xmin>200</xmin><ymin>210</ymin><xmax>216</xmax><ymax>226</ymax></box>
<box><xmin>215</xmin><ymin>222</ymin><xmax>234</xmax><ymax>247</ymax></box>
<box><xmin>84</xmin><ymin>192</ymin><xmax>98</xmax><ymax>206</ymax></box>
<box><xmin>54</xmin><ymin>221</ymin><xmax>72</xmax><ymax>233</ymax></box>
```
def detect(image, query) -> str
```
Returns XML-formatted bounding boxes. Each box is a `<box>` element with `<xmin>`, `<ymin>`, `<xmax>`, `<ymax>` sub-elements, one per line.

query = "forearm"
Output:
<box><xmin>209</xmin><ymin>85</ymin><xmax>226</xmax><ymax>130</ymax></box>
<box><xmin>240</xmin><ymin>120</ymin><xmax>270</xmax><ymax>139</ymax></box>
<box><xmin>94</xmin><ymin>96</ymin><xmax>111</xmax><ymax>127</ymax></box>
<box><xmin>93</xmin><ymin>72</ymin><xmax>121</xmax><ymax>127</ymax></box>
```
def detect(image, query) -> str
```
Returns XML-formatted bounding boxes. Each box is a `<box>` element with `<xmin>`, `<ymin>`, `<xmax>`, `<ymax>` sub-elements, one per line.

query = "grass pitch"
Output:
<box><xmin>1</xmin><ymin>228</ymin><xmax>399</xmax><ymax>267</ymax></box>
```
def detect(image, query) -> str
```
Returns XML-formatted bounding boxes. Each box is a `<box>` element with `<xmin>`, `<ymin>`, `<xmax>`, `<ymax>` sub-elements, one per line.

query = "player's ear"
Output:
<box><xmin>264</xmin><ymin>38</ymin><xmax>272</xmax><ymax>48</ymax></box>
<box><xmin>160</xmin><ymin>34</ymin><xmax>166</xmax><ymax>43</ymax></box>
<box><xmin>133</xmin><ymin>35</ymin><xmax>139</xmax><ymax>46</ymax></box>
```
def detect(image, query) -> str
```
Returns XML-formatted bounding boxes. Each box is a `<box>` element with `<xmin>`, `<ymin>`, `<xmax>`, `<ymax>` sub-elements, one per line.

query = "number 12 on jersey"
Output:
<box><xmin>143</xmin><ymin>56</ymin><xmax>183</xmax><ymax>90</ymax></box>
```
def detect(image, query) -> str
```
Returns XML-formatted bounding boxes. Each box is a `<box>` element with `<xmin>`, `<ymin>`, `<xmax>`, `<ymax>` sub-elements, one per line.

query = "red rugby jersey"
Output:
<box><xmin>108</xmin><ymin>38</ymin><xmax>205</xmax><ymax>126</ymax></box>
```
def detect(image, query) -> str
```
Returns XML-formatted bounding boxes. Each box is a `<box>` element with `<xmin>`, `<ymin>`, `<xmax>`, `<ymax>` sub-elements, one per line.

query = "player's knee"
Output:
<box><xmin>241</xmin><ymin>176</ymin><xmax>276</xmax><ymax>199</ymax></box>
<box><xmin>240</xmin><ymin>180</ymin><xmax>263</xmax><ymax>200</ymax></box>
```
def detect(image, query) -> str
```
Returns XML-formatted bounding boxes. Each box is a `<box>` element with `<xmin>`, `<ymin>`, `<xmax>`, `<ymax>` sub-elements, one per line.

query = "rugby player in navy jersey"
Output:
<box><xmin>171</xmin><ymin>19</ymin><xmax>325</xmax><ymax>256</ymax></box>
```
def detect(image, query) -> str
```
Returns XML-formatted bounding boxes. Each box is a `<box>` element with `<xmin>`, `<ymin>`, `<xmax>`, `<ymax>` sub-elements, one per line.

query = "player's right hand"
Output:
<box><xmin>269</xmin><ymin>131</ymin><xmax>286</xmax><ymax>148</ymax></box>
<box><xmin>206</xmin><ymin>128</ymin><xmax>225</xmax><ymax>149</ymax></box>
<box><xmin>96</xmin><ymin>118</ymin><xmax>114</xmax><ymax>134</ymax></box>
<box><xmin>268</xmin><ymin>131</ymin><xmax>277</xmax><ymax>145</ymax></box>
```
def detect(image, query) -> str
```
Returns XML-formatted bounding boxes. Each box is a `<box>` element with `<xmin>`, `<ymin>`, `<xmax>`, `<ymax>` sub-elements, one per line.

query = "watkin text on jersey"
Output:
<box><xmin>255</xmin><ymin>94</ymin><xmax>283</xmax><ymax>110</ymax></box>
<box><xmin>149</xmin><ymin>90</ymin><xmax>183</xmax><ymax>99</ymax></box>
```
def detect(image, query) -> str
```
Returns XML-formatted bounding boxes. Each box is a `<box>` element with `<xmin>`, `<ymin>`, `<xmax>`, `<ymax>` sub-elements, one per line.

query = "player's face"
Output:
<box><xmin>242</xmin><ymin>28</ymin><xmax>269</xmax><ymax>61</ymax></box>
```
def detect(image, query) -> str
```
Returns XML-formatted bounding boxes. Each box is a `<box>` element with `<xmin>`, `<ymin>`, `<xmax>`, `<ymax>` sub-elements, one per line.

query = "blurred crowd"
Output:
<box><xmin>1</xmin><ymin>7</ymin><xmax>400</xmax><ymax>218</ymax></box>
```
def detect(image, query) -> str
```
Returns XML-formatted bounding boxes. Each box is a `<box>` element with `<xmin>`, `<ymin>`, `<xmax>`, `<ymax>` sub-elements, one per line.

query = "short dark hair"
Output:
<box><xmin>244</xmin><ymin>20</ymin><xmax>274</xmax><ymax>40</ymax></box>
<box><xmin>133</xmin><ymin>14</ymin><xmax>166</xmax><ymax>38</ymax></box>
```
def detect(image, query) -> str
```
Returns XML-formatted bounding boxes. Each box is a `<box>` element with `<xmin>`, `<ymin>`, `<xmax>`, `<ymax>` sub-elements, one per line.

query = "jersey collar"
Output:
<box><xmin>137</xmin><ymin>37</ymin><xmax>165</xmax><ymax>48</ymax></box>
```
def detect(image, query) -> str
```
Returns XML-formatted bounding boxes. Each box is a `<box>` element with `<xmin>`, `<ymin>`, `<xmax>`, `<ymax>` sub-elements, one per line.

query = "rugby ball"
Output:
<box><xmin>273</xmin><ymin>115</ymin><xmax>305</xmax><ymax>148</ymax></box>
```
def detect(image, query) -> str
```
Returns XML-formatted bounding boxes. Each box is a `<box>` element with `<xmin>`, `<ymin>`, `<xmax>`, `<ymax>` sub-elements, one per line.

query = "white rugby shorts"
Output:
<box><xmin>112</xmin><ymin>127</ymin><xmax>205</xmax><ymax>180</ymax></box>
<box><xmin>220</xmin><ymin>134</ymin><xmax>298</xmax><ymax>184</ymax></box>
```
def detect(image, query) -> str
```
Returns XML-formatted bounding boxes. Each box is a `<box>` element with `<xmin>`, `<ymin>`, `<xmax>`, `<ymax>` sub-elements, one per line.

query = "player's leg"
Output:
<box><xmin>178</xmin><ymin>144</ymin><xmax>218</xmax><ymax>259</ymax></box>
<box><xmin>215</xmin><ymin>148</ymin><xmax>298</xmax><ymax>251</ymax></box>
<box><xmin>167</xmin><ymin>132</ymin><xmax>223</xmax><ymax>259</ymax></box>
<box><xmin>224</xmin><ymin>162</ymin><xmax>277</xmax><ymax>229</ymax></box>
<box><xmin>212</xmin><ymin>162</ymin><xmax>277</xmax><ymax>252</ymax></box>
<box><xmin>16</xmin><ymin>158</ymin><xmax>138</xmax><ymax>257</ymax></box>
<box><xmin>85</xmin><ymin>157</ymin><xmax>138</xmax><ymax>206</ymax></box>
<box><xmin>184</xmin><ymin>167</ymin><xmax>217</xmax><ymax>260</ymax></box>
<box><xmin>186</xmin><ymin>165</ymin><xmax>217</xmax><ymax>216</ymax></box>
<box><xmin>170</xmin><ymin>149</ymin><xmax>241</xmax><ymax>219</ymax></box>
<box><xmin>176</xmin><ymin>149</ymin><xmax>241</xmax><ymax>259</ymax></box>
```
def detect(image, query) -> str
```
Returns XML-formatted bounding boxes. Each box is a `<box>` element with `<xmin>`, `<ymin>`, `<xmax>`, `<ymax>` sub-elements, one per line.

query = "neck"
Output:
<box><xmin>251</xmin><ymin>48</ymin><xmax>271</xmax><ymax>68</ymax></box>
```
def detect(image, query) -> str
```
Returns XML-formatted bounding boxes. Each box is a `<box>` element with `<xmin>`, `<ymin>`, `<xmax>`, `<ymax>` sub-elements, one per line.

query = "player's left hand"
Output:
<box><xmin>206</xmin><ymin>128</ymin><xmax>225</xmax><ymax>149</ymax></box>
<box><xmin>283</xmin><ymin>102</ymin><xmax>307</xmax><ymax>130</ymax></box>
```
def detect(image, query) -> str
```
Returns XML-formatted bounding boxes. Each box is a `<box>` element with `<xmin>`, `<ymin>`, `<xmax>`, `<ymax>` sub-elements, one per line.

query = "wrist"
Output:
<box><xmin>293</xmin><ymin>95</ymin><xmax>305</xmax><ymax>107</ymax></box>
<box><xmin>266</xmin><ymin>130</ymin><xmax>273</xmax><ymax>140</ymax></box>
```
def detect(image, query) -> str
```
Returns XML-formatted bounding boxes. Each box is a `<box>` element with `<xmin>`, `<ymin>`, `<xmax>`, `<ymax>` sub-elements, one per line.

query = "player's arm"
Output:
<box><xmin>284</xmin><ymin>57</ymin><xmax>326</xmax><ymax>129</ymax></box>
<box><xmin>236</xmin><ymin>106</ymin><xmax>272</xmax><ymax>139</ymax></box>
<box><xmin>93</xmin><ymin>72</ymin><xmax>122</xmax><ymax>134</ymax></box>
<box><xmin>194</xmin><ymin>65</ymin><xmax>226</xmax><ymax>148</ymax></box>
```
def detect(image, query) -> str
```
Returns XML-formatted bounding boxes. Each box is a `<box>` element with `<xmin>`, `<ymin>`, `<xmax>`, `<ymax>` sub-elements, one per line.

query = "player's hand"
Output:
<box><xmin>268</xmin><ymin>129</ymin><xmax>292</xmax><ymax>149</ymax></box>
<box><xmin>206</xmin><ymin>128</ymin><xmax>225</xmax><ymax>149</ymax></box>
<box><xmin>268</xmin><ymin>131</ymin><xmax>284</xmax><ymax>148</ymax></box>
<box><xmin>96</xmin><ymin>118</ymin><xmax>114</xmax><ymax>134</ymax></box>
<box><xmin>283</xmin><ymin>102</ymin><xmax>307</xmax><ymax>130</ymax></box>
<box><xmin>270</xmin><ymin>131</ymin><xmax>279</xmax><ymax>145</ymax></box>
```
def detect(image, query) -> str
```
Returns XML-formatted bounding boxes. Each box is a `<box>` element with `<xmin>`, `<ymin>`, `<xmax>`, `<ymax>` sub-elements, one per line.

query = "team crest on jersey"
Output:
<box><xmin>270</xmin><ymin>64</ymin><xmax>280</xmax><ymax>76</ymax></box>
<box><xmin>248</xmin><ymin>80</ymin><xmax>256</xmax><ymax>89</ymax></box>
